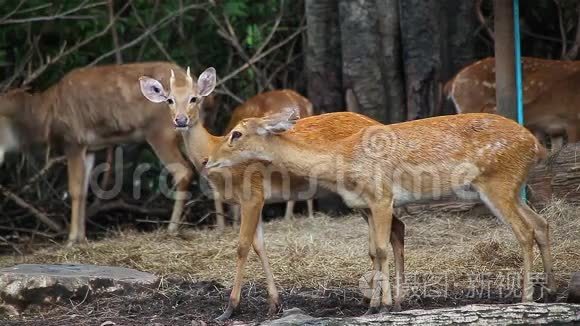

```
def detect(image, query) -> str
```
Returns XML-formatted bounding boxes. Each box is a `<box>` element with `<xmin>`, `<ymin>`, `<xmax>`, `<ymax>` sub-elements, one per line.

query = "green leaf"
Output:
<box><xmin>224</xmin><ymin>0</ymin><xmax>249</xmax><ymax>18</ymax></box>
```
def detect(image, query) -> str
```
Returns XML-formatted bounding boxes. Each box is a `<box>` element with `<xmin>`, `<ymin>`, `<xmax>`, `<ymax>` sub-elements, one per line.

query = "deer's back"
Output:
<box><xmin>449</xmin><ymin>57</ymin><xmax>580</xmax><ymax>113</ymax></box>
<box><xmin>349</xmin><ymin>113</ymin><xmax>539</xmax><ymax>181</ymax></box>
<box><xmin>44</xmin><ymin>62</ymin><xmax>186</xmax><ymax>145</ymax></box>
<box><xmin>225</xmin><ymin>90</ymin><xmax>313</xmax><ymax>133</ymax></box>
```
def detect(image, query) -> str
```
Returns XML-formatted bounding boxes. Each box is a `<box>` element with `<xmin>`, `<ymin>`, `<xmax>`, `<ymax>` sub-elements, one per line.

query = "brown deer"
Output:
<box><xmin>205</xmin><ymin>110</ymin><xmax>554</xmax><ymax>312</ymax></box>
<box><xmin>220</xmin><ymin>90</ymin><xmax>316</xmax><ymax>222</ymax></box>
<box><xmin>0</xmin><ymin>62</ymin><xmax>198</xmax><ymax>244</ymax></box>
<box><xmin>445</xmin><ymin>56</ymin><xmax>580</xmax><ymax>148</ymax></box>
<box><xmin>521</xmin><ymin>72</ymin><xmax>580</xmax><ymax>150</ymax></box>
<box><xmin>139</xmin><ymin>69</ymin><xmax>406</xmax><ymax>320</ymax></box>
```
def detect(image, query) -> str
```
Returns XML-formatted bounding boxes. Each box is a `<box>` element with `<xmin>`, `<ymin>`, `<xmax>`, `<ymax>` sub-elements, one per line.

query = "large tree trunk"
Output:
<box><xmin>376</xmin><ymin>0</ymin><xmax>406</xmax><ymax>123</ymax></box>
<box><xmin>443</xmin><ymin>0</ymin><xmax>480</xmax><ymax>75</ymax></box>
<box><xmin>400</xmin><ymin>0</ymin><xmax>443</xmax><ymax>120</ymax></box>
<box><xmin>440</xmin><ymin>0</ymin><xmax>482</xmax><ymax>115</ymax></box>
<box><xmin>338</xmin><ymin>0</ymin><xmax>390</xmax><ymax>123</ymax></box>
<box><xmin>304</xmin><ymin>0</ymin><xmax>344</xmax><ymax>114</ymax></box>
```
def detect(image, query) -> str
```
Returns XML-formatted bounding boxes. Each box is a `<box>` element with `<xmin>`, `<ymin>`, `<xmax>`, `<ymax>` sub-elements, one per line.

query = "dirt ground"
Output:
<box><xmin>0</xmin><ymin>199</ymin><xmax>578</xmax><ymax>325</ymax></box>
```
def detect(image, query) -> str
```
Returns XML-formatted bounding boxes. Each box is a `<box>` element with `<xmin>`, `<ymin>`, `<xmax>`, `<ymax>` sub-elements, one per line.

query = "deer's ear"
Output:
<box><xmin>197</xmin><ymin>67</ymin><xmax>217</xmax><ymax>97</ymax></box>
<box><xmin>139</xmin><ymin>77</ymin><xmax>168</xmax><ymax>103</ymax></box>
<box><xmin>256</xmin><ymin>107</ymin><xmax>300</xmax><ymax>135</ymax></box>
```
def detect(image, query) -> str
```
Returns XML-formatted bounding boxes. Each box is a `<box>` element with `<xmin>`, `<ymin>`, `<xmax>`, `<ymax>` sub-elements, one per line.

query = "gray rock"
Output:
<box><xmin>0</xmin><ymin>264</ymin><xmax>158</xmax><ymax>312</ymax></box>
<box><xmin>263</xmin><ymin>307</ymin><xmax>316</xmax><ymax>326</ymax></box>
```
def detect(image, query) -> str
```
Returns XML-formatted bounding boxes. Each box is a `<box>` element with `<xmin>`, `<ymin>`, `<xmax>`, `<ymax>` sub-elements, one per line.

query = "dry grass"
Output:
<box><xmin>1</xmin><ymin>200</ymin><xmax>579</xmax><ymax>293</ymax></box>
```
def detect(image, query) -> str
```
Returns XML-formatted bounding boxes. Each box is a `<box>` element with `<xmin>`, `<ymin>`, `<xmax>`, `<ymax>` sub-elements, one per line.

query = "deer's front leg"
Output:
<box><xmin>65</xmin><ymin>145</ymin><xmax>94</xmax><ymax>245</ymax></box>
<box><xmin>216</xmin><ymin>197</ymin><xmax>264</xmax><ymax>321</ymax></box>
<box><xmin>368</xmin><ymin>198</ymin><xmax>395</xmax><ymax>313</ymax></box>
<box><xmin>147</xmin><ymin>132</ymin><xmax>192</xmax><ymax>234</ymax></box>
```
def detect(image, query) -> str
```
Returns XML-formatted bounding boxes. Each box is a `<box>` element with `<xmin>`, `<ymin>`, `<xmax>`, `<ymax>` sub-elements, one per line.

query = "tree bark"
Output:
<box><xmin>527</xmin><ymin>143</ymin><xmax>580</xmax><ymax>206</ymax></box>
<box><xmin>400</xmin><ymin>0</ymin><xmax>443</xmax><ymax>120</ymax></box>
<box><xmin>494</xmin><ymin>0</ymin><xmax>518</xmax><ymax>121</ymax></box>
<box><xmin>304</xmin><ymin>0</ymin><xmax>344</xmax><ymax>114</ymax></box>
<box><xmin>440</xmin><ymin>0</ymin><xmax>482</xmax><ymax>115</ymax></box>
<box><xmin>443</xmin><ymin>0</ymin><xmax>480</xmax><ymax>75</ymax></box>
<box><xmin>376</xmin><ymin>0</ymin><xmax>406</xmax><ymax>123</ymax></box>
<box><xmin>338</xmin><ymin>0</ymin><xmax>390</xmax><ymax>123</ymax></box>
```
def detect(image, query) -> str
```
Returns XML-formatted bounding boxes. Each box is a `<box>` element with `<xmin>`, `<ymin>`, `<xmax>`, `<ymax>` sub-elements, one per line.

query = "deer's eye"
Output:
<box><xmin>230</xmin><ymin>131</ymin><xmax>243</xmax><ymax>142</ymax></box>
<box><xmin>167</xmin><ymin>98</ymin><xmax>174</xmax><ymax>105</ymax></box>
<box><xmin>190</xmin><ymin>97</ymin><xmax>197</xmax><ymax>103</ymax></box>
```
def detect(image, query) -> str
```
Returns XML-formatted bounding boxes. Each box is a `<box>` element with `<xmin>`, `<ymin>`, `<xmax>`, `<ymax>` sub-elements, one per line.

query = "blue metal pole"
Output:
<box><xmin>513</xmin><ymin>0</ymin><xmax>524</xmax><ymax>125</ymax></box>
<box><xmin>513</xmin><ymin>0</ymin><xmax>527</xmax><ymax>199</ymax></box>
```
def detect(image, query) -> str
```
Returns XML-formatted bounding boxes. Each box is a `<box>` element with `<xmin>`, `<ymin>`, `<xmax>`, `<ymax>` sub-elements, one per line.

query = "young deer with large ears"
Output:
<box><xmin>139</xmin><ymin>68</ymin><xmax>406</xmax><ymax>320</ymax></box>
<box><xmin>205</xmin><ymin>110</ymin><xmax>555</xmax><ymax>312</ymax></box>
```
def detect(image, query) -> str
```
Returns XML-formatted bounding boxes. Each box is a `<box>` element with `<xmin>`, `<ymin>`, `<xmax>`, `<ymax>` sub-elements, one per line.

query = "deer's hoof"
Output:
<box><xmin>215</xmin><ymin>303</ymin><xmax>235</xmax><ymax>322</ymax></box>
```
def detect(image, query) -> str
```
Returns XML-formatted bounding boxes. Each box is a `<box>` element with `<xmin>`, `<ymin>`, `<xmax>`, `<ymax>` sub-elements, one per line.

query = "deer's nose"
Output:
<box><xmin>174</xmin><ymin>115</ymin><xmax>189</xmax><ymax>128</ymax></box>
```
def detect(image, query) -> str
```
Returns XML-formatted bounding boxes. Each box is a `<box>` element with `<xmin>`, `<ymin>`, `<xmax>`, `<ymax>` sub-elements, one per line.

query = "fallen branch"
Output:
<box><xmin>265</xmin><ymin>303</ymin><xmax>580</xmax><ymax>325</ymax></box>
<box><xmin>20</xmin><ymin>156</ymin><xmax>66</xmax><ymax>193</ymax></box>
<box><xmin>0</xmin><ymin>225</ymin><xmax>56</xmax><ymax>238</ymax></box>
<box><xmin>87</xmin><ymin>199</ymin><xmax>169</xmax><ymax>218</ymax></box>
<box><xmin>0</xmin><ymin>184</ymin><xmax>62</xmax><ymax>232</ymax></box>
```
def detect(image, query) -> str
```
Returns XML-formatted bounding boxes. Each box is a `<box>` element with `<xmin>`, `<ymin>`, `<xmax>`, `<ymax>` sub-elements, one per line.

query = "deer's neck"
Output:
<box><xmin>182</xmin><ymin>120</ymin><xmax>221</xmax><ymax>170</ymax></box>
<box><xmin>266</xmin><ymin>136</ymin><xmax>349</xmax><ymax>185</ymax></box>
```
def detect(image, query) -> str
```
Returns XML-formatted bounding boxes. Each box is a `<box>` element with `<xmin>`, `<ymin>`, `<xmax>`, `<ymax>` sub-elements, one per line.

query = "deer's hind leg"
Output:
<box><xmin>517</xmin><ymin>203</ymin><xmax>555</xmax><ymax>298</ymax></box>
<box><xmin>475</xmin><ymin>180</ymin><xmax>535</xmax><ymax>302</ymax></box>
<box><xmin>284</xmin><ymin>200</ymin><xmax>295</xmax><ymax>219</ymax></box>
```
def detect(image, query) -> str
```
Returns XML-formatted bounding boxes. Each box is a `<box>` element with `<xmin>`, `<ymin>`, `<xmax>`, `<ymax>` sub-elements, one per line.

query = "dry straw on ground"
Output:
<box><xmin>0</xmin><ymin>199</ymin><xmax>578</xmax><ymax>293</ymax></box>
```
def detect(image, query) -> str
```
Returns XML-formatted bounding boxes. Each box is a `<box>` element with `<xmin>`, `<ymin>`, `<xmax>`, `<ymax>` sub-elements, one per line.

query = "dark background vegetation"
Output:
<box><xmin>0</xmin><ymin>0</ymin><xmax>579</xmax><ymax>244</ymax></box>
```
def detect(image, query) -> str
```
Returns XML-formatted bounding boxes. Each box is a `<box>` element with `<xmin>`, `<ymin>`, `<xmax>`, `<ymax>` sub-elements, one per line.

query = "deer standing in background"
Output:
<box><xmin>0</xmin><ymin>62</ymin><xmax>197</xmax><ymax>244</ymax></box>
<box><xmin>445</xmin><ymin>56</ymin><xmax>580</xmax><ymax>149</ymax></box>
<box><xmin>221</xmin><ymin>90</ymin><xmax>315</xmax><ymax>222</ymax></box>
<box><xmin>205</xmin><ymin>110</ymin><xmax>554</xmax><ymax>312</ymax></box>
<box><xmin>521</xmin><ymin>72</ymin><xmax>580</xmax><ymax>150</ymax></box>
<box><xmin>139</xmin><ymin>69</ymin><xmax>406</xmax><ymax>320</ymax></box>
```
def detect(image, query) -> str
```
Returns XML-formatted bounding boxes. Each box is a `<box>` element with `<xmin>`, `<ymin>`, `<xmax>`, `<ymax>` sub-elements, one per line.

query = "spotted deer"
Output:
<box><xmin>0</xmin><ymin>62</ymin><xmax>205</xmax><ymax>244</ymax></box>
<box><xmin>445</xmin><ymin>56</ymin><xmax>580</xmax><ymax>149</ymax></box>
<box><xmin>522</xmin><ymin>72</ymin><xmax>580</xmax><ymax>150</ymax></box>
<box><xmin>205</xmin><ymin>110</ymin><xmax>554</xmax><ymax>313</ymax></box>
<box><xmin>139</xmin><ymin>68</ymin><xmax>405</xmax><ymax>320</ymax></box>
